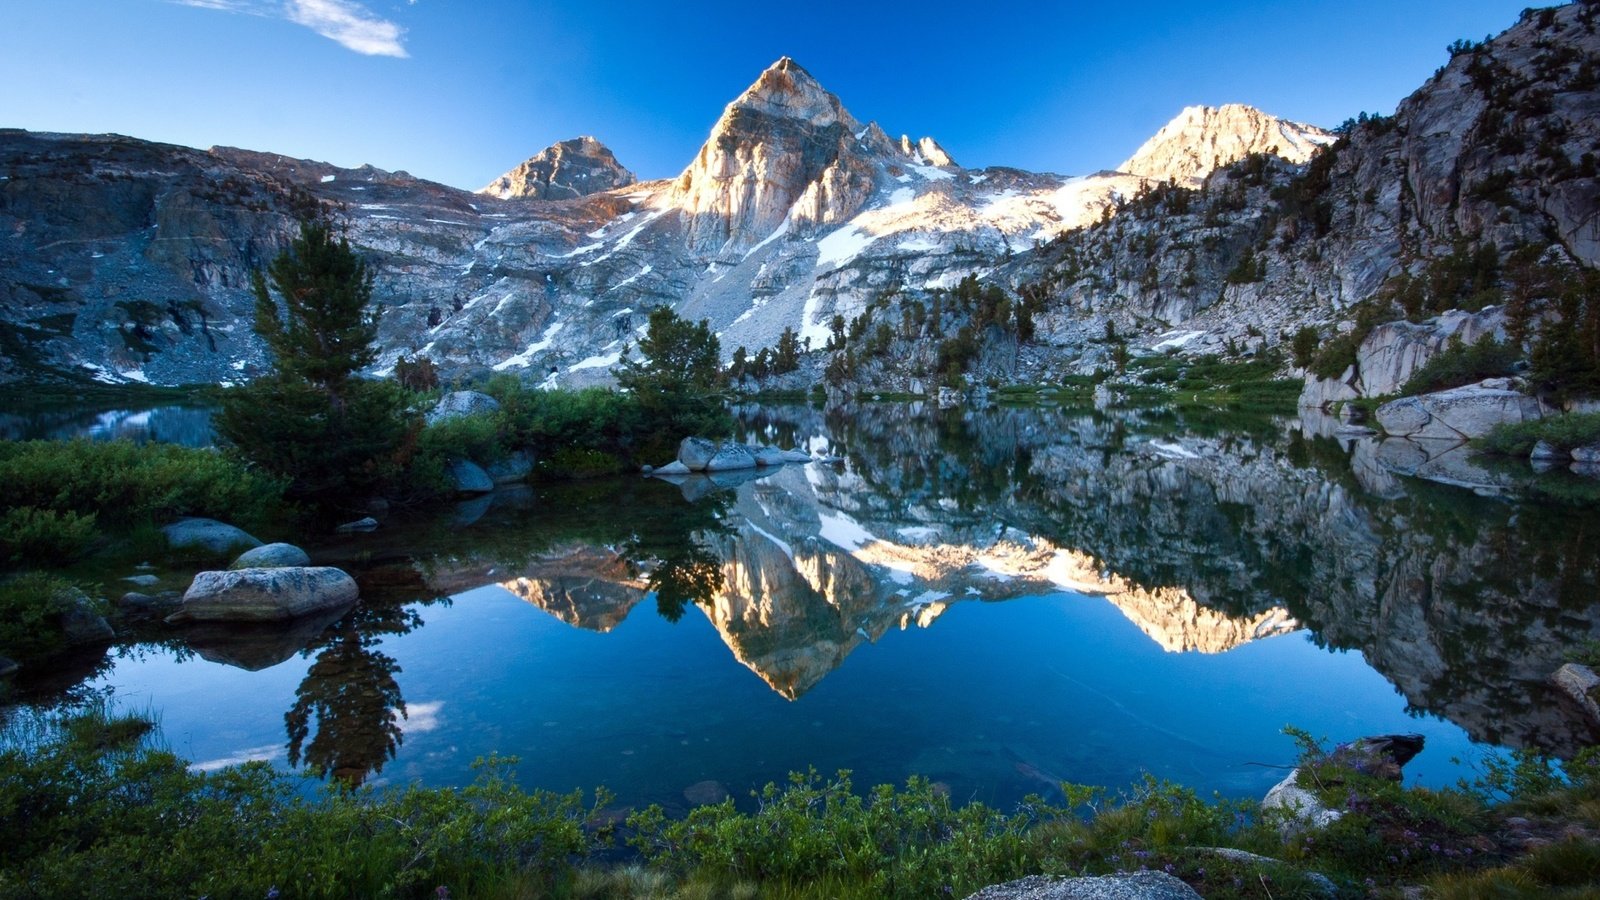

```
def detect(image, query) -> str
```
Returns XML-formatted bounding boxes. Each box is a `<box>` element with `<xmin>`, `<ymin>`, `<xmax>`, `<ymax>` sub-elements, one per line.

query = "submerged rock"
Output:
<box><xmin>683</xmin><ymin>779</ymin><xmax>729</xmax><ymax>806</ymax></box>
<box><xmin>162</xmin><ymin>518</ymin><xmax>262</xmax><ymax>555</ymax></box>
<box><xmin>335</xmin><ymin>516</ymin><xmax>379</xmax><ymax>534</ymax></box>
<box><xmin>169</xmin><ymin>567</ymin><xmax>359</xmax><ymax>623</ymax></box>
<box><xmin>230</xmin><ymin>542</ymin><xmax>311</xmax><ymax>570</ymax></box>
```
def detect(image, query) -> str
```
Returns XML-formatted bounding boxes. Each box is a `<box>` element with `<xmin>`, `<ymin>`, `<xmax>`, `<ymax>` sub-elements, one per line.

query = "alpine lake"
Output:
<box><xmin>6</xmin><ymin>398</ymin><xmax>1600</xmax><ymax>818</ymax></box>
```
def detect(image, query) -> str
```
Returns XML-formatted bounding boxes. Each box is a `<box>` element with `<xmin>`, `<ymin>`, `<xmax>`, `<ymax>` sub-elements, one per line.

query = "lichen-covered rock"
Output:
<box><xmin>963</xmin><ymin>871</ymin><xmax>1201</xmax><ymax>900</ymax></box>
<box><xmin>705</xmin><ymin>443</ymin><xmax>758</xmax><ymax>472</ymax></box>
<box><xmin>170</xmin><ymin>567</ymin><xmax>359</xmax><ymax>623</ymax></box>
<box><xmin>162</xmin><ymin>518</ymin><xmax>262</xmax><ymax>556</ymax></box>
<box><xmin>426</xmin><ymin>391</ymin><xmax>500</xmax><ymax>425</ymax></box>
<box><xmin>230</xmin><ymin>542</ymin><xmax>311</xmax><ymax>570</ymax></box>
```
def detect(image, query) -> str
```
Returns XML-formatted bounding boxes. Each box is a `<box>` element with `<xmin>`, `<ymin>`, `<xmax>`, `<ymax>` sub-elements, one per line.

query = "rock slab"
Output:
<box><xmin>1376</xmin><ymin>379</ymin><xmax>1546</xmax><ymax>441</ymax></box>
<box><xmin>171</xmin><ymin>567</ymin><xmax>359</xmax><ymax>623</ymax></box>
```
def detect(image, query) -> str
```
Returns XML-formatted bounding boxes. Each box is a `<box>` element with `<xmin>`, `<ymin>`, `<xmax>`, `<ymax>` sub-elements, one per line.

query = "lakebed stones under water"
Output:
<box><xmin>169</xmin><ymin>567</ymin><xmax>359</xmax><ymax>623</ymax></box>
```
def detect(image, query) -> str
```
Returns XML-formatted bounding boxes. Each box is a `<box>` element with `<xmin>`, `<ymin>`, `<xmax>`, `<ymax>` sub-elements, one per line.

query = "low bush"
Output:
<box><xmin>0</xmin><ymin>439</ymin><xmax>286</xmax><ymax>535</ymax></box>
<box><xmin>1401</xmin><ymin>336</ymin><xmax>1520</xmax><ymax>396</ymax></box>
<box><xmin>0</xmin><ymin>507</ymin><xmax>98</xmax><ymax>565</ymax></box>
<box><xmin>0</xmin><ymin>573</ymin><xmax>89</xmax><ymax>664</ymax></box>
<box><xmin>1476</xmin><ymin>411</ymin><xmax>1600</xmax><ymax>456</ymax></box>
<box><xmin>0</xmin><ymin>707</ymin><xmax>606</xmax><ymax>899</ymax></box>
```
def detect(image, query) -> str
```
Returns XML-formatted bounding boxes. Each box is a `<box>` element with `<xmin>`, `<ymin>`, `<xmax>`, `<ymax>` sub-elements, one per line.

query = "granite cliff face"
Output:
<box><xmin>479</xmin><ymin>137</ymin><xmax>636</xmax><ymax>201</ymax></box>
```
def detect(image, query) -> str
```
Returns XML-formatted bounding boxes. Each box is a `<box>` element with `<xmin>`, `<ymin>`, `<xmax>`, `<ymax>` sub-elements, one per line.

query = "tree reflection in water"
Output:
<box><xmin>284</xmin><ymin>601</ymin><xmax>435</xmax><ymax>787</ymax></box>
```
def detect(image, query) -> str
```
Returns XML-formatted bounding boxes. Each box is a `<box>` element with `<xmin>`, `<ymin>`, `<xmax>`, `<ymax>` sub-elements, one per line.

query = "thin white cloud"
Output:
<box><xmin>168</xmin><ymin>0</ymin><xmax>408</xmax><ymax>58</ymax></box>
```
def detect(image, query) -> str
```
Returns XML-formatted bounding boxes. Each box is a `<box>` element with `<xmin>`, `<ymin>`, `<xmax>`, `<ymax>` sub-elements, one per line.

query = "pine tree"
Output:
<box><xmin>217</xmin><ymin>215</ymin><xmax>410</xmax><ymax>504</ymax></box>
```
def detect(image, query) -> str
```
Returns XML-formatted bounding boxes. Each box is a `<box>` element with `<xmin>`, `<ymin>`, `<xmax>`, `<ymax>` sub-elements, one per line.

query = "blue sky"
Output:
<box><xmin>1</xmin><ymin>0</ymin><xmax>1540</xmax><ymax>191</ymax></box>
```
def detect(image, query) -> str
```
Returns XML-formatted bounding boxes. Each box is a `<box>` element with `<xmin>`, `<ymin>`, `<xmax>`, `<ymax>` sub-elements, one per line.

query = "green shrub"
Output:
<box><xmin>1401</xmin><ymin>336</ymin><xmax>1520</xmax><ymax>396</ymax></box>
<box><xmin>0</xmin><ymin>708</ymin><xmax>605</xmax><ymax>899</ymax></box>
<box><xmin>0</xmin><ymin>439</ymin><xmax>285</xmax><ymax>534</ymax></box>
<box><xmin>0</xmin><ymin>573</ymin><xmax>87</xmax><ymax>663</ymax></box>
<box><xmin>0</xmin><ymin>507</ymin><xmax>97</xmax><ymax>565</ymax></box>
<box><xmin>1476</xmin><ymin>412</ymin><xmax>1600</xmax><ymax>456</ymax></box>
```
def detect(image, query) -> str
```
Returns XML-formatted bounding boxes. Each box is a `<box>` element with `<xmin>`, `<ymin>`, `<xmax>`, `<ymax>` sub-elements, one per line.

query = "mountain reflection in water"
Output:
<box><xmin>46</xmin><ymin>401</ymin><xmax>1600</xmax><ymax>795</ymax></box>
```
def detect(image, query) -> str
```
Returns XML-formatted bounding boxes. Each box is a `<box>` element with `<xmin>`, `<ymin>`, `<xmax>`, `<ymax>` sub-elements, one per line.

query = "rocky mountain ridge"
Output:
<box><xmin>1</xmin><ymin>56</ymin><xmax>1336</xmax><ymax>385</ymax></box>
<box><xmin>2</xmin><ymin>4</ymin><xmax>1594</xmax><ymax>390</ymax></box>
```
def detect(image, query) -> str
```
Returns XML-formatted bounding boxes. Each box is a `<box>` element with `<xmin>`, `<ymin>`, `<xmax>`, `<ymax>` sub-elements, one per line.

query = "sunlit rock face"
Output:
<box><xmin>1117</xmin><ymin>103</ymin><xmax>1335</xmax><ymax>187</ymax></box>
<box><xmin>479</xmin><ymin>137</ymin><xmax>636</xmax><ymax>201</ymax></box>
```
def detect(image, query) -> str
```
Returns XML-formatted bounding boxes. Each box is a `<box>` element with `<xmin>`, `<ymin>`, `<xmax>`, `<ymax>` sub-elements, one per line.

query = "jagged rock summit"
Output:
<box><xmin>479</xmin><ymin>136</ymin><xmax>636</xmax><ymax>200</ymax></box>
<box><xmin>1118</xmin><ymin>103</ymin><xmax>1336</xmax><ymax>186</ymax></box>
<box><xmin>669</xmin><ymin>56</ymin><xmax>954</xmax><ymax>255</ymax></box>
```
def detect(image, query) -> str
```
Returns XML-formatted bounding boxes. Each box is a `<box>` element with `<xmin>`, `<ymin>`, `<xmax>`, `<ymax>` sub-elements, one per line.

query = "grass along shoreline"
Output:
<box><xmin>3</xmin><ymin>705</ymin><xmax>1600</xmax><ymax>899</ymax></box>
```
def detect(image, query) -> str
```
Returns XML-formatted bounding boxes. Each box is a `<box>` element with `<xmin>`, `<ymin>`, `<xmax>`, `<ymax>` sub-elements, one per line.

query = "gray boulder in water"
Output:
<box><xmin>230</xmin><ymin>542</ymin><xmax>311</xmax><ymax>570</ymax></box>
<box><xmin>678</xmin><ymin>437</ymin><xmax>718</xmax><ymax>471</ymax></box>
<box><xmin>705</xmin><ymin>442</ymin><xmax>758</xmax><ymax>472</ymax></box>
<box><xmin>169</xmin><ymin>567</ymin><xmax>359</xmax><ymax>623</ymax></box>
<box><xmin>448</xmin><ymin>459</ymin><xmax>495</xmax><ymax>494</ymax></box>
<box><xmin>162</xmin><ymin>518</ymin><xmax>262</xmax><ymax>555</ymax></box>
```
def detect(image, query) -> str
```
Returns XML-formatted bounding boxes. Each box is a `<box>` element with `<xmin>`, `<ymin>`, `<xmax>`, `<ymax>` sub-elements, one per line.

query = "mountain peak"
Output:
<box><xmin>479</xmin><ymin>136</ymin><xmax>635</xmax><ymax>201</ymax></box>
<box><xmin>1117</xmin><ymin>103</ymin><xmax>1335</xmax><ymax>187</ymax></box>
<box><xmin>724</xmin><ymin>56</ymin><xmax>853</xmax><ymax>129</ymax></box>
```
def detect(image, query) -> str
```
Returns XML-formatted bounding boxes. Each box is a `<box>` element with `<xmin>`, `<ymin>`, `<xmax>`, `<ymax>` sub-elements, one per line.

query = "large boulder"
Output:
<box><xmin>230</xmin><ymin>542</ymin><xmax>311</xmax><ymax>570</ymax></box>
<box><xmin>448</xmin><ymin>459</ymin><xmax>495</xmax><ymax>494</ymax></box>
<box><xmin>705</xmin><ymin>442</ymin><xmax>758</xmax><ymax>472</ymax></box>
<box><xmin>678</xmin><ymin>437</ymin><xmax>718</xmax><ymax>471</ymax></box>
<box><xmin>426</xmin><ymin>390</ymin><xmax>500</xmax><ymax>425</ymax></box>
<box><xmin>1375</xmin><ymin>379</ymin><xmax>1547</xmax><ymax>440</ymax></box>
<box><xmin>169</xmin><ymin>567</ymin><xmax>359</xmax><ymax>623</ymax></box>
<box><xmin>162</xmin><ymin>518</ymin><xmax>262</xmax><ymax>555</ymax></box>
<box><xmin>964</xmin><ymin>872</ymin><xmax>1200</xmax><ymax>900</ymax></box>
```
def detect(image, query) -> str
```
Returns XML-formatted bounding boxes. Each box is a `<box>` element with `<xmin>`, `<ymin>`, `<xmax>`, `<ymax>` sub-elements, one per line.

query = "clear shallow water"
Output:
<box><xmin>17</xmin><ymin>402</ymin><xmax>1600</xmax><ymax>812</ymax></box>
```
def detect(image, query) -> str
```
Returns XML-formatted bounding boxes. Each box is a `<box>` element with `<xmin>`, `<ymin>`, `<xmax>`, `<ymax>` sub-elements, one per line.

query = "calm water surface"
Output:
<box><xmin>13</xmin><ymin>402</ymin><xmax>1600</xmax><ymax>813</ymax></box>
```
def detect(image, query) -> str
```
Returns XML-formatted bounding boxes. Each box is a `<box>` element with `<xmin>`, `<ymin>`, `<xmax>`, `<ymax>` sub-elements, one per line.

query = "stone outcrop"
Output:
<box><xmin>1375</xmin><ymin>378</ymin><xmax>1548</xmax><ymax>440</ymax></box>
<box><xmin>426</xmin><ymin>391</ymin><xmax>500</xmax><ymax>425</ymax></box>
<box><xmin>479</xmin><ymin>136</ymin><xmax>635</xmax><ymax>201</ymax></box>
<box><xmin>170</xmin><ymin>567</ymin><xmax>359</xmax><ymax>622</ymax></box>
<box><xmin>447</xmin><ymin>459</ymin><xmax>494</xmax><ymax>494</ymax></box>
